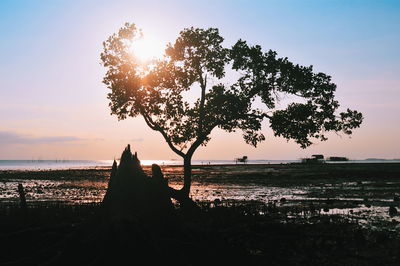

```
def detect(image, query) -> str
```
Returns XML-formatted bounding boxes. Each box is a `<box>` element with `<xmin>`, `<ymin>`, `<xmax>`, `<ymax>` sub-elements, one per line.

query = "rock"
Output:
<box><xmin>214</xmin><ymin>198</ymin><xmax>221</xmax><ymax>207</ymax></box>
<box><xmin>389</xmin><ymin>206</ymin><xmax>398</xmax><ymax>216</ymax></box>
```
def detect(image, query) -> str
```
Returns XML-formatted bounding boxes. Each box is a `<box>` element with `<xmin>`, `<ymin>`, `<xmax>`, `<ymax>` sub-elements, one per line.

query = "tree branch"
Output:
<box><xmin>187</xmin><ymin>122</ymin><xmax>216</xmax><ymax>157</ymax></box>
<box><xmin>198</xmin><ymin>72</ymin><xmax>207</xmax><ymax>136</ymax></box>
<box><xmin>141</xmin><ymin>113</ymin><xmax>157</xmax><ymax>130</ymax></box>
<box><xmin>246</xmin><ymin>112</ymin><xmax>272</xmax><ymax>120</ymax></box>
<box><xmin>142</xmin><ymin>113</ymin><xmax>186</xmax><ymax>158</ymax></box>
<box><xmin>186</xmin><ymin>138</ymin><xmax>203</xmax><ymax>158</ymax></box>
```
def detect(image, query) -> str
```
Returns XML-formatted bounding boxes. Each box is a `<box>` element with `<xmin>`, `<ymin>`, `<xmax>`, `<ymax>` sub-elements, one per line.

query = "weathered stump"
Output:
<box><xmin>17</xmin><ymin>184</ymin><xmax>27</xmax><ymax>209</ymax></box>
<box><xmin>101</xmin><ymin>145</ymin><xmax>174</xmax><ymax>220</ymax></box>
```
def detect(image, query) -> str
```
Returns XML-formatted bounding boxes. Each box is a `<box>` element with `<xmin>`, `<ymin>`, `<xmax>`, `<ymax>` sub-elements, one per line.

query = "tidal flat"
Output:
<box><xmin>1</xmin><ymin>163</ymin><xmax>399</xmax><ymax>230</ymax></box>
<box><xmin>1</xmin><ymin>163</ymin><xmax>400</xmax><ymax>265</ymax></box>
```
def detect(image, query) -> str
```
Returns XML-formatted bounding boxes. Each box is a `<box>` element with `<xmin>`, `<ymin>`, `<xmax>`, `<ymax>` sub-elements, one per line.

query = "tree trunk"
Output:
<box><xmin>176</xmin><ymin>155</ymin><xmax>200</xmax><ymax>213</ymax></box>
<box><xmin>182</xmin><ymin>155</ymin><xmax>192</xmax><ymax>198</ymax></box>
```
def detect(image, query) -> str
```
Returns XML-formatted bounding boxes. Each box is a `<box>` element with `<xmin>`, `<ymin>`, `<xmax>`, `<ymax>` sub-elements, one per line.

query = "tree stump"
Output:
<box><xmin>17</xmin><ymin>184</ymin><xmax>27</xmax><ymax>209</ymax></box>
<box><xmin>102</xmin><ymin>145</ymin><xmax>174</xmax><ymax>220</ymax></box>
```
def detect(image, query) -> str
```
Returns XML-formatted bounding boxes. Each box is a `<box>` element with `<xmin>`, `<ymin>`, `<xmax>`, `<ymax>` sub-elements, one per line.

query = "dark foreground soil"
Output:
<box><xmin>1</xmin><ymin>163</ymin><xmax>399</xmax><ymax>265</ymax></box>
<box><xmin>0</xmin><ymin>203</ymin><xmax>399</xmax><ymax>266</ymax></box>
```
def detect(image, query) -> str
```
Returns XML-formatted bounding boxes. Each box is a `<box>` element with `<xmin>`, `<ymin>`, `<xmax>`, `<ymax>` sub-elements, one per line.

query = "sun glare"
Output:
<box><xmin>130</xmin><ymin>35</ymin><xmax>165</xmax><ymax>63</ymax></box>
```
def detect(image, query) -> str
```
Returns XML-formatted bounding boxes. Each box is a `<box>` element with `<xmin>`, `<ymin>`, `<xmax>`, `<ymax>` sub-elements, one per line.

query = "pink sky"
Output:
<box><xmin>1</xmin><ymin>0</ymin><xmax>399</xmax><ymax>160</ymax></box>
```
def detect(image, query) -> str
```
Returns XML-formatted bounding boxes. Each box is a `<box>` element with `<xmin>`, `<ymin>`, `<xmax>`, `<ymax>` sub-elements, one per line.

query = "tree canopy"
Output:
<box><xmin>101</xmin><ymin>22</ymin><xmax>363</xmax><ymax>159</ymax></box>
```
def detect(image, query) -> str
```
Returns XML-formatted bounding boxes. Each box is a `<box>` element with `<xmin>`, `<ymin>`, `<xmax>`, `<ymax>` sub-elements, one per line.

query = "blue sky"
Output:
<box><xmin>1</xmin><ymin>0</ymin><xmax>399</xmax><ymax>160</ymax></box>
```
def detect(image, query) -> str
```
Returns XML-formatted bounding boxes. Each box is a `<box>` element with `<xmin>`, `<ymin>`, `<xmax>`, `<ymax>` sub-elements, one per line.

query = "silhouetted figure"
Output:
<box><xmin>17</xmin><ymin>184</ymin><xmax>27</xmax><ymax>209</ymax></box>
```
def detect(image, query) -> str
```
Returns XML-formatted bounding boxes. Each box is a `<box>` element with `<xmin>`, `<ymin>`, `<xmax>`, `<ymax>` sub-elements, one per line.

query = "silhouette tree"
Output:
<box><xmin>101</xmin><ymin>23</ymin><xmax>363</xmax><ymax>203</ymax></box>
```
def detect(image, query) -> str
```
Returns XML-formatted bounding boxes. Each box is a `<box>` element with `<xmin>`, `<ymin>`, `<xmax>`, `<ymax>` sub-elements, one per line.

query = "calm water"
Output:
<box><xmin>1</xmin><ymin>159</ymin><xmax>398</xmax><ymax>170</ymax></box>
<box><xmin>0</xmin><ymin>159</ymin><xmax>297</xmax><ymax>170</ymax></box>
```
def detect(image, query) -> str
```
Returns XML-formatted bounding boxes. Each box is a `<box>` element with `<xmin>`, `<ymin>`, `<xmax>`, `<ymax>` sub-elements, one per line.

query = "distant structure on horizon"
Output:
<box><xmin>301</xmin><ymin>154</ymin><xmax>325</xmax><ymax>164</ymax></box>
<box><xmin>235</xmin><ymin>156</ymin><xmax>248</xmax><ymax>164</ymax></box>
<box><xmin>327</xmin><ymin>156</ymin><xmax>349</xmax><ymax>161</ymax></box>
<box><xmin>301</xmin><ymin>155</ymin><xmax>352</xmax><ymax>164</ymax></box>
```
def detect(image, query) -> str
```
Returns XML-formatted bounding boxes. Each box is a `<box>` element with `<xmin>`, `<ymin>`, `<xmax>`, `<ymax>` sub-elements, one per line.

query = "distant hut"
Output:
<box><xmin>312</xmin><ymin>154</ymin><xmax>324</xmax><ymax>160</ymax></box>
<box><xmin>328</xmin><ymin>156</ymin><xmax>349</xmax><ymax>161</ymax></box>
<box><xmin>235</xmin><ymin>156</ymin><xmax>248</xmax><ymax>164</ymax></box>
<box><xmin>301</xmin><ymin>154</ymin><xmax>325</xmax><ymax>164</ymax></box>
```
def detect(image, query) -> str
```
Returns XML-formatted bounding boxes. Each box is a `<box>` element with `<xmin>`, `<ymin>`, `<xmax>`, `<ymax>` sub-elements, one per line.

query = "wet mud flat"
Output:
<box><xmin>0</xmin><ymin>163</ymin><xmax>400</xmax><ymax>265</ymax></box>
<box><xmin>1</xmin><ymin>163</ymin><xmax>400</xmax><ymax>227</ymax></box>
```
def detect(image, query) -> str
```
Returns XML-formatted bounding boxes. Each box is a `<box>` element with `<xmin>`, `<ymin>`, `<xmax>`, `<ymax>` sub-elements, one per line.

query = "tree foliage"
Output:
<box><xmin>101</xmin><ymin>22</ymin><xmax>363</xmax><ymax>157</ymax></box>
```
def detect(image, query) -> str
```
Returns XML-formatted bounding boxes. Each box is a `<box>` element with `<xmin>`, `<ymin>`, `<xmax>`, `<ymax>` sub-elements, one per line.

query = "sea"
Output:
<box><xmin>0</xmin><ymin>159</ymin><xmax>399</xmax><ymax>170</ymax></box>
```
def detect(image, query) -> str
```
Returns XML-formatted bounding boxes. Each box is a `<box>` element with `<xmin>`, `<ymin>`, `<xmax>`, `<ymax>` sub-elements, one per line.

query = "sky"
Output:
<box><xmin>0</xmin><ymin>0</ymin><xmax>399</xmax><ymax>160</ymax></box>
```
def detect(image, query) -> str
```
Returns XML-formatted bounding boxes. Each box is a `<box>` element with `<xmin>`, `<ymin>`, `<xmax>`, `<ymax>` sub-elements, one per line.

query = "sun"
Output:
<box><xmin>129</xmin><ymin>35</ymin><xmax>165</xmax><ymax>63</ymax></box>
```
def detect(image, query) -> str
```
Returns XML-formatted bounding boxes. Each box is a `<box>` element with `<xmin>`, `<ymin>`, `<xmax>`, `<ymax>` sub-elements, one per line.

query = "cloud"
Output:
<box><xmin>0</xmin><ymin>131</ymin><xmax>85</xmax><ymax>144</ymax></box>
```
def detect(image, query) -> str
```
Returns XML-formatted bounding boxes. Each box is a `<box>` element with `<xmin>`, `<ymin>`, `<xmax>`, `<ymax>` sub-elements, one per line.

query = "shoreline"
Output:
<box><xmin>1</xmin><ymin>161</ymin><xmax>400</xmax><ymax>170</ymax></box>
<box><xmin>1</xmin><ymin>160</ymin><xmax>400</xmax><ymax>171</ymax></box>
<box><xmin>1</xmin><ymin>162</ymin><xmax>400</xmax><ymax>178</ymax></box>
